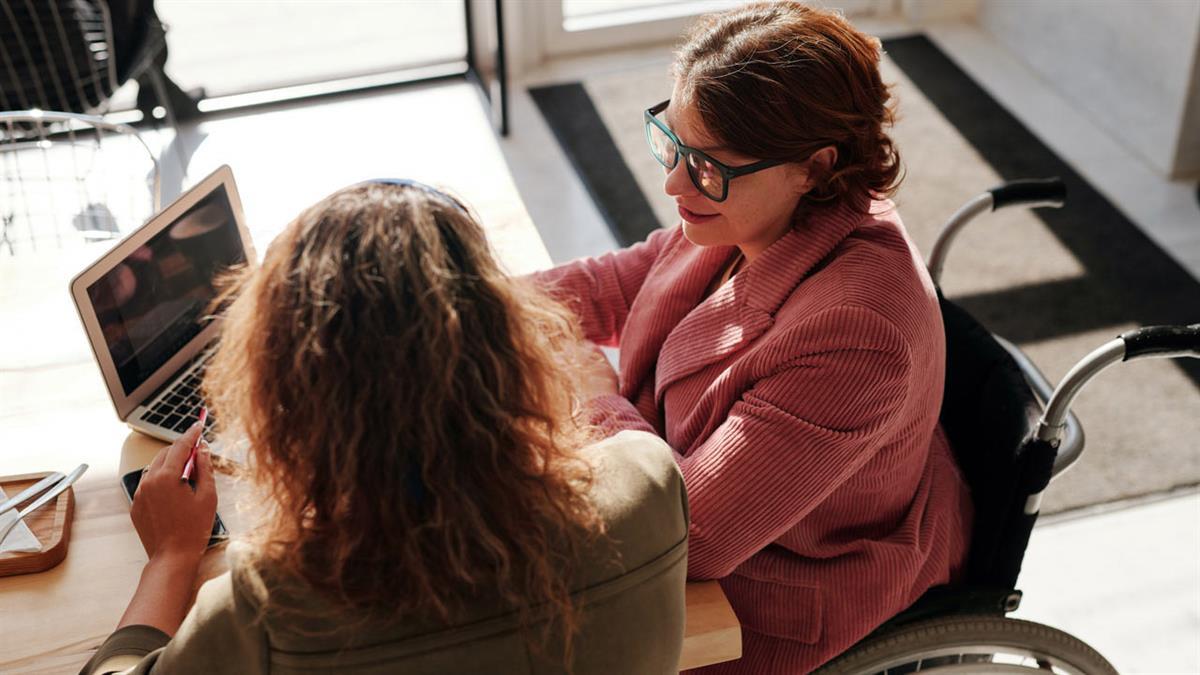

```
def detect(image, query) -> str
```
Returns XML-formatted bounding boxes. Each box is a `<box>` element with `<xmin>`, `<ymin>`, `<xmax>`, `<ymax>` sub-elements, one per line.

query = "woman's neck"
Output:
<box><xmin>738</xmin><ymin>225</ymin><xmax>790</xmax><ymax>264</ymax></box>
<box><xmin>707</xmin><ymin>249</ymin><xmax>745</xmax><ymax>297</ymax></box>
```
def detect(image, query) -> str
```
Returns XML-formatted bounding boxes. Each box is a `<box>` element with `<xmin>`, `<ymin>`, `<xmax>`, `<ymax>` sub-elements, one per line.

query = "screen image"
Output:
<box><xmin>87</xmin><ymin>185</ymin><xmax>245</xmax><ymax>395</ymax></box>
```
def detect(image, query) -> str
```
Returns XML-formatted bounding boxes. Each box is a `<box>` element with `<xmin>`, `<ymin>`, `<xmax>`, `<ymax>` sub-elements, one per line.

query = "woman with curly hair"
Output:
<box><xmin>543</xmin><ymin>2</ymin><xmax>973</xmax><ymax>672</ymax></box>
<box><xmin>82</xmin><ymin>180</ymin><xmax>689</xmax><ymax>674</ymax></box>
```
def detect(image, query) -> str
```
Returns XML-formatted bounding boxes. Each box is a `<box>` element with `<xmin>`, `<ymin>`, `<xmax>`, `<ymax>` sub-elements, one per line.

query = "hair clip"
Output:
<box><xmin>364</xmin><ymin>178</ymin><xmax>468</xmax><ymax>213</ymax></box>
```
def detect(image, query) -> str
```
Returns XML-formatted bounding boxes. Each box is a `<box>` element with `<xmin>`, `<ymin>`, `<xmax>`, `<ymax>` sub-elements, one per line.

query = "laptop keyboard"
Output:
<box><xmin>138</xmin><ymin>355</ymin><xmax>216</xmax><ymax>442</ymax></box>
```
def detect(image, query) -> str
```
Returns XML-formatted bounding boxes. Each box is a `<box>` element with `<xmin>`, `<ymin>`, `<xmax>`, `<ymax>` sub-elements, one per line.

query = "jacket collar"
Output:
<box><xmin>653</xmin><ymin>198</ymin><xmax>871</xmax><ymax>402</ymax></box>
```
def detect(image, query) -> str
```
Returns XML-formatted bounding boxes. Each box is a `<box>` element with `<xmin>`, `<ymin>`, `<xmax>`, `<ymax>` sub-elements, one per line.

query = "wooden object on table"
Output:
<box><xmin>680</xmin><ymin>580</ymin><xmax>742</xmax><ymax>670</ymax></box>
<box><xmin>0</xmin><ymin>472</ymin><xmax>76</xmax><ymax>577</ymax></box>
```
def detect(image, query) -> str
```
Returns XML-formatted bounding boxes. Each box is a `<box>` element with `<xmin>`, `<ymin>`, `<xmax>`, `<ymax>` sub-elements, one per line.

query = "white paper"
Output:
<box><xmin>0</xmin><ymin>486</ymin><xmax>44</xmax><ymax>553</ymax></box>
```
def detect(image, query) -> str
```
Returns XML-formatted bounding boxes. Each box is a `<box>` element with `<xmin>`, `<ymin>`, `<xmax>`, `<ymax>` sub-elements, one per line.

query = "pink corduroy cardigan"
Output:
<box><xmin>537</xmin><ymin>198</ymin><xmax>974</xmax><ymax>674</ymax></box>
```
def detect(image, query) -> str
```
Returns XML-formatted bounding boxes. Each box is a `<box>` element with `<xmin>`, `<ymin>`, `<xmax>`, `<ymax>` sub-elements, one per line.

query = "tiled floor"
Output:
<box><xmin>1014</xmin><ymin>489</ymin><xmax>1200</xmax><ymax>674</ymax></box>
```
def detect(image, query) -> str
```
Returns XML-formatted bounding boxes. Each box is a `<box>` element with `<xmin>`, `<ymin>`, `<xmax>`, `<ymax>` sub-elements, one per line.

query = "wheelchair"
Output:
<box><xmin>815</xmin><ymin>178</ymin><xmax>1200</xmax><ymax>674</ymax></box>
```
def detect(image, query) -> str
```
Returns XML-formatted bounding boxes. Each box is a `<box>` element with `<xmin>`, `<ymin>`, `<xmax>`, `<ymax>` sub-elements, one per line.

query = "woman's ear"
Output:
<box><xmin>796</xmin><ymin>145</ymin><xmax>838</xmax><ymax>195</ymax></box>
<box><xmin>810</xmin><ymin>145</ymin><xmax>837</xmax><ymax>174</ymax></box>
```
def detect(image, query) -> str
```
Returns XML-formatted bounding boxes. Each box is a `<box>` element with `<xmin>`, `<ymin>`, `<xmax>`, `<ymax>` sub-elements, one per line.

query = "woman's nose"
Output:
<box><xmin>663</xmin><ymin>160</ymin><xmax>697</xmax><ymax>198</ymax></box>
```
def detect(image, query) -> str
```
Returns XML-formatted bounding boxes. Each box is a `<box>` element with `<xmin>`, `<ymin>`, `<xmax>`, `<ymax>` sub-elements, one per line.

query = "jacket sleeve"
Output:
<box><xmin>143</xmin><ymin>571</ymin><xmax>267</xmax><ymax>674</ymax></box>
<box><xmin>79</xmin><ymin>572</ymin><xmax>269</xmax><ymax>675</ymax></box>
<box><xmin>531</xmin><ymin>227</ymin><xmax>673</xmax><ymax>347</ymax></box>
<box><xmin>582</xmin><ymin>392</ymin><xmax>658</xmax><ymax>437</ymax></box>
<box><xmin>78</xmin><ymin>625</ymin><xmax>169</xmax><ymax>675</ymax></box>
<box><xmin>677</xmin><ymin>308</ymin><xmax>913</xmax><ymax>580</ymax></box>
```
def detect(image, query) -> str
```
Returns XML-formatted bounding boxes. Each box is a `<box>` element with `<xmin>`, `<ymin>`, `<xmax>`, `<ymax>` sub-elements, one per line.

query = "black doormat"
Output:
<box><xmin>529</xmin><ymin>35</ymin><xmax>1200</xmax><ymax>389</ymax></box>
<box><xmin>529</xmin><ymin>83</ymin><xmax>663</xmax><ymax>247</ymax></box>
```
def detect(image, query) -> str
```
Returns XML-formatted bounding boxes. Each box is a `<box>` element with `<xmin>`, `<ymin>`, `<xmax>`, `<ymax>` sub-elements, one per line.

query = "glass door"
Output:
<box><xmin>541</xmin><ymin>0</ymin><xmax>888</xmax><ymax>58</ymax></box>
<box><xmin>157</xmin><ymin>0</ymin><xmax>467</xmax><ymax>98</ymax></box>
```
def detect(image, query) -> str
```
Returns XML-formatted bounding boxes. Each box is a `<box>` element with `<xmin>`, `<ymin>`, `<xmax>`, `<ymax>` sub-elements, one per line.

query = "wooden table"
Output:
<box><xmin>0</xmin><ymin>428</ymin><xmax>741</xmax><ymax>673</ymax></box>
<box><xmin>0</xmin><ymin>100</ymin><xmax>740</xmax><ymax>672</ymax></box>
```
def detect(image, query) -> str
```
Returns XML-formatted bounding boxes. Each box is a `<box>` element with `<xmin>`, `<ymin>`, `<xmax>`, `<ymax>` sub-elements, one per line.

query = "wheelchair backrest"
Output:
<box><xmin>938</xmin><ymin>293</ymin><xmax>1056</xmax><ymax>590</ymax></box>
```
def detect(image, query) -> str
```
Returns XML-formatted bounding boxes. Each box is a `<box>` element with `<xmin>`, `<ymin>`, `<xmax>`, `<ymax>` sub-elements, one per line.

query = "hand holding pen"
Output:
<box><xmin>181</xmin><ymin>407</ymin><xmax>207</xmax><ymax>483</ymax></box>
<box><xmin>132</xmin><ymin>416</ymin><xmax>217</xmax><ymax>561</ymax></box>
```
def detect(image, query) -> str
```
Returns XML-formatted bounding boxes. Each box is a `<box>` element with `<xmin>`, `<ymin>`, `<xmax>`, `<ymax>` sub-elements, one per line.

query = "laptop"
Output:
<box><xmin>69</xmin><ymin>165</ymin><xmax>255</xmax><ymax>443</ymax></box>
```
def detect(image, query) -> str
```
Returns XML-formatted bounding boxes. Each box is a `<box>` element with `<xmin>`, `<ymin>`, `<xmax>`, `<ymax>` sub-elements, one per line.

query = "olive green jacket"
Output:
<box><xmin>82</xmin><ymin>430</ymin><xmax>689</xmax><ymax>675</ymax></box>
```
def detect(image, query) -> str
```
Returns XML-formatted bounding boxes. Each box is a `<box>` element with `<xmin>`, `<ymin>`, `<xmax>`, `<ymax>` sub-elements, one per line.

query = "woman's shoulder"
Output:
<box><xmin>843</xmin><ymin>198</ymin><xmax>910</xmax><ymax>250</ymax></box>
<box><xmin>223</xmin><ymin>541</ymin><xmax>273</xmax><ymax>613</ymax></box>
<box><xmin>813</xmin><ymin>200</ymin><xmax>935</xmax><ymax>304</ymax></box>
<box><xmin>582</xmin><ymin>430</ymin><xmax>686</xmax><ymax>521</ymax></box>
<box><xmin>577</xmin><ymin>430</ymin><xmax>689</xmax><ymax>574</ymax></box>
<box><xmin>583</xmin><ymin>429</ymin><xmax>679</xmax><ymax>479</ymax></box>
<box><xmin>768</xmin><ymin>199</ymin><xmax>941</xmax><ymax>353</ymax></box>
<box><xmin>223</xmin><ymin>541</ymin><xmax>326</xmax><ymax>626</ymax></box>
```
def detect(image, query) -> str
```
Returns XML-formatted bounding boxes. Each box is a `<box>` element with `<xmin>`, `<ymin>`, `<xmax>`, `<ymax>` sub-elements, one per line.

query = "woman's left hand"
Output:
<box><xmin>131</xmin><ymin>422</ymin><xmax>218</xmax><ymax>566</ymax></box>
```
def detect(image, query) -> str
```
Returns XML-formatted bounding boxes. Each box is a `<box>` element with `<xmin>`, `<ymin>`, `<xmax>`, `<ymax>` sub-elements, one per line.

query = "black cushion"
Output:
<box><xmin>938</xmin><ymin>294</ymin><xmax>1055</xmax><ymax>590</ymax></box>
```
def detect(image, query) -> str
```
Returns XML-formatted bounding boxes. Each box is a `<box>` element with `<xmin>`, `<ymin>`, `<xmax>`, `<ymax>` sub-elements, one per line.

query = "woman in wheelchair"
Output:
<box><xmin>82</xmin><ymin>181</ymin><xmax>690</xmax><ymax>674</ymax></box>
<box><xmin>538</xmin><ymin>2</ymin><xmax>973</xmax><ymax>671</ymax></box>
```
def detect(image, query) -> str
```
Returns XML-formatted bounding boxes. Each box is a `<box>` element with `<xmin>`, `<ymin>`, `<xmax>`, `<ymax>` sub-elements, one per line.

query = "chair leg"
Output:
<box><xmin>2</xmin><ymin>214</ymin><xmax>15</xmax><ymax>255</ymax></box>
<box><xmin>146</xmin><ymin>68</ymin><xmax>175</xmax><ymax>128</ymax></box>
<box><xmin>143</xmin><ymin>67</ymin><xmax>197</xmax><ymax>180</ymax></box>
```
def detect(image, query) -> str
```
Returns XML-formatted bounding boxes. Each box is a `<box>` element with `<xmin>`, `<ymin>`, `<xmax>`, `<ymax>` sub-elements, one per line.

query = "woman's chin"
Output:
<box><xmin>681</xmin><ymin>221</ymin><xmax>727</xmax><ymax>248</ymax></box>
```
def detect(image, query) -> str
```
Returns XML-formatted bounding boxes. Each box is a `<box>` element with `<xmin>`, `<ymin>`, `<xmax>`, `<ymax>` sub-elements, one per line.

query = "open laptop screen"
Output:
<box><xmin>86</xmin><ymin>185</ymin><xmax>246</xmax><ymax>395</ymax></box>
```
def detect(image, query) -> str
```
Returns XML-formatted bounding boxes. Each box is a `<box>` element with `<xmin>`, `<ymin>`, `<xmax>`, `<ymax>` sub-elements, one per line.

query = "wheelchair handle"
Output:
<box><xmin>1023</xmin><ymin>324</ymin><xmax>1200</xmax><ymax>513</ymax></box>
<box><xmin>1120</xmin><ymin>324</ymin><xmax>1200</xmax><ymax>361</ymax></box>
<box><xmin>927</xmin><ymin>178</ymin><xmax>1067</xmax><ymax>285</ymax></box>
<box><xmin>1038</xmin><ymin>324</ymin><xmax>1200</xmax><ymax>445</ymax></box>
<box><xmin>988</xmin><ymin>177</ymin><xmax>1067</xmax><ymax>211</ymax></box>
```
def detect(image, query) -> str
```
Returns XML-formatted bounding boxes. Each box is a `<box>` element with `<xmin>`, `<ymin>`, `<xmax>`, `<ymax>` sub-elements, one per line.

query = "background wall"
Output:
<box><xmin>975</xmin><ymin>0</ymin><xmax>1200</xmax><ymax>179</ymax></box>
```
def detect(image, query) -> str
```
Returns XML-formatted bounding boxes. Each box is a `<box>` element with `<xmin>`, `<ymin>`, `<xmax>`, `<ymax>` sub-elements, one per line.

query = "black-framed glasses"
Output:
<box><xmin>643</xmin><ymin>99</ymin><xmax>783</xmax><ymax>202</ymax></box>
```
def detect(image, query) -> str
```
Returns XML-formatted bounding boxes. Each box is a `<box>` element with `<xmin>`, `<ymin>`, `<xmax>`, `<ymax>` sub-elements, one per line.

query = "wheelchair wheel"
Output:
<box><xmin>814</xmin><ymin>615</ymin><xmax>1118</xmax><ymax>674</ymax></box>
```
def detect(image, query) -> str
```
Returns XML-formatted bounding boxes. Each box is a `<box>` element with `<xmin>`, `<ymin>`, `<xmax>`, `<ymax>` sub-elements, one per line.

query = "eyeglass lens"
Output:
<box><xmin>647</xmin><ymin>121</ymin><xmax>678</xmax><ymax>168</ymax></box>
<box><xmin>647</xmin><ymin>120</ymin><xmax>725</xmax><ymax>200</ymax></box>
<box><xmin>686</xmin><ymin>153</ymin><xmax>723</xmax><ymax>200</ymax></box>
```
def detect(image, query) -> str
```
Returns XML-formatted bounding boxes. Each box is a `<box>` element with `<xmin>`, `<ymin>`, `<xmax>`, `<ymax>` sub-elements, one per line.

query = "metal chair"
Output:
<box><xmin>0</xmin><ymin>110</ymin><xmax>160</xmax><ymax>255</ymax></box>
<box><xmin>0</xmin><ymin>0</ymin><xmax>195</xmax><ymax>130</ymax></box>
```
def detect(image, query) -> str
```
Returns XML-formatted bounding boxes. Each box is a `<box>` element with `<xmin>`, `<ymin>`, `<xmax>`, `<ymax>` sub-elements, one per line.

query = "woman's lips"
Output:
<box><xmin>678</xmin><ymin>205</ymin><xmax>718</xmax><ymax>224</ymax></box>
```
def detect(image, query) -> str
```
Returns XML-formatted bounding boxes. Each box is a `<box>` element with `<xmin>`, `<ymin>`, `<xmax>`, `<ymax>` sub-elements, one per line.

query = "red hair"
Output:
<box><xmin>674</xmin><ymin>1</ymin><xmax>902</xmax><ymax>211</ymax></box>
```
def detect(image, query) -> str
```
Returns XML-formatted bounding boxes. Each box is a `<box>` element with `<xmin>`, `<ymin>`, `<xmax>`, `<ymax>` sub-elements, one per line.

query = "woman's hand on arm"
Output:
<box><xmin>117</xmin><ymin>422</ymin><xmax>218</xmax><ymax>636</ymax></box>
<box><xmin>570</xmin><ymin>340</ymin><xmax>658</xmax><ymax>437</ymax></box>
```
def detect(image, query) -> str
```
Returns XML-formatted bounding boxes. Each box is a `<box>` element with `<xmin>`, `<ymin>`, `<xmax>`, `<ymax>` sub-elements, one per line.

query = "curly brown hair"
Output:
<box><xmin>673</xmin><ymin>1</ymin><xmax>902</xmax><ymax>212</ymax></box>
<box><xmin>203</xmin><ymin>181</ymin><xmax>602</xmax><ymax>655</ymax></box>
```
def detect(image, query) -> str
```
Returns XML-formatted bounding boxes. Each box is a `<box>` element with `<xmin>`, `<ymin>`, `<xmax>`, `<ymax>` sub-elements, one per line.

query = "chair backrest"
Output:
<box><xmin>0</xmin><ymin>0</ymin><xmax>119</xmax><ymax>114</ymax></box>
<box><xmin>938</xmin><ymin>293</ymin><xmax>1056</xmax><ymax>590</ymax></box>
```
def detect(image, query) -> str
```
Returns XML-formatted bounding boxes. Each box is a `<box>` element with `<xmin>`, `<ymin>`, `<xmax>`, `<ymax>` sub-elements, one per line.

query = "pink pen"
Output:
<box><xmin>180</xmin><ymin>407</ymin><xmax>208</xmax><ymax>482</ymax></box>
